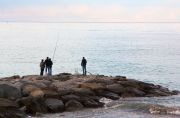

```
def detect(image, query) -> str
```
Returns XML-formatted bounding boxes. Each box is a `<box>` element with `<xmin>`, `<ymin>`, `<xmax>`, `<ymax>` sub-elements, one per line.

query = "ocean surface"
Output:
<box><xmin>0</xmin><ymin>22</ymin><xmax>180</xmax><ymax>118</ymax></box>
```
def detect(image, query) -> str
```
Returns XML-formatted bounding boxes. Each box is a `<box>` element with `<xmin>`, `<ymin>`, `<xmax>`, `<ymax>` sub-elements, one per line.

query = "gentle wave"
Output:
<box><xmin>149</xmin><ymin>105</ymin><xmax>180</xmax><ymax>115</ymax></box>
<box><xmin>100</xmin><ymin>97</ymin><xmax>180</xmax><ymax>116</ymax></box>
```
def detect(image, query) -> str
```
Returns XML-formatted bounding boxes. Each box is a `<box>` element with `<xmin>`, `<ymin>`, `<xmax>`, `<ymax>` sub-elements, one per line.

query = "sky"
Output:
<box><xmin>0</xmin><ymin>0</ymin><xmax>180</xmax><ymax>22</ymax></box>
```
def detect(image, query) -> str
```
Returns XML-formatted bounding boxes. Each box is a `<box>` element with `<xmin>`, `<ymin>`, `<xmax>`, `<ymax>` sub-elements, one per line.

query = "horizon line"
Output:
<box><xmin>0</xmin><ymin>21</ymin><xmax>180</xmax><ymax>23</ymax></box>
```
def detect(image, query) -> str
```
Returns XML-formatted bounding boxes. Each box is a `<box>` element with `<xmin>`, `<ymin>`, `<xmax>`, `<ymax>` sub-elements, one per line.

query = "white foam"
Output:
<box><xmin>100</xmin><ymin>97</ymin><xmax>112</xmax><ymax>104</ymax></box>
<box><xmin>149</xmin><ymin>105</ymin><xmax>180</xmax><ymax>116</ymax></box>
<box><xmin>168</xmin><ymin>110</ymin><xmax>180</xmax><ymax>115</ymax></box>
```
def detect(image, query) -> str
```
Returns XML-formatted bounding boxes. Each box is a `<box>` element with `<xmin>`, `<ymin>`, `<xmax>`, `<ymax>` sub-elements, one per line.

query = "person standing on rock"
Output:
<box><xmin>81</xmin><ymin>57</ymin><xmax>87</xmax><ymax>75</ymax></box>
<box><xmin>40</xmin><ymin>59</ymin><xmax>45</xmax><ymax>76</ymax></box>
<box><xmin>48</xmin><ymin>58</ymin><xmax>53</xmax><ymax>76</ymax></box>
<box><xmin>45</xmin><ymin>57</ymin><xmax>53</xmax><ymax>76</ymax></box>
<box><xmin>45</xmin><ymin>57</ymin><xmax>49</xmax><ymax>74</ymax></box>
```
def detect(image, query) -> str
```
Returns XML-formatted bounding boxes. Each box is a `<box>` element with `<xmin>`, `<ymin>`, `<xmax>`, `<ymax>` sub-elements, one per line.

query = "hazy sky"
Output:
<box><xmin>0</xmin><ymin>0</ymin><xmax>180</xmax><ymax>22</ymax></box>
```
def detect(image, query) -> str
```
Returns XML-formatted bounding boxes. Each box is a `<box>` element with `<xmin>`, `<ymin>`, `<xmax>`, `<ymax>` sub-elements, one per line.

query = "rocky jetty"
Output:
<box><xmin>0</xmin><ymin>73</ymin><xmax>179</xmax><ymax>118</ymax></box>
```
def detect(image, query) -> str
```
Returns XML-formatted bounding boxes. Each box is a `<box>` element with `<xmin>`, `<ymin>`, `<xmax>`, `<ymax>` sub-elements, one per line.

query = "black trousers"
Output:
<box><xmin>82</xmin><ymin>66</ymin><xmax>86</xmax><ymax>75</ymax></box>
<box><xmin>40</xmin><ymin>68</ymin><xmax>44</xmax><ymax>76</ymax></box>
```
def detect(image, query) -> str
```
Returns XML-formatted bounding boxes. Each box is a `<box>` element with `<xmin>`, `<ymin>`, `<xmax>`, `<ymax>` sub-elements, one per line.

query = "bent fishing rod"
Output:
<box><xmin>52</xmin><ymin>33</ymin><xmax>60</xmax><ymax>62</ymax></box>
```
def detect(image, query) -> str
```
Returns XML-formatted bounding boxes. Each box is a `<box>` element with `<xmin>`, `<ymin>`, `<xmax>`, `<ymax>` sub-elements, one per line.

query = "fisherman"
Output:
<box><xmin>44</xmin><ymin>57</ymin><xmax>49</xmax><ymax>74</ymax></box>
<box><xmin>81</xmin><ymin>57</ymin><xmax>87</xmax><ymax>75</ymax></box>
<box><xmin>40</xmin><ymin>59</ymin><xmax>45</xmax><ymax>76</ymax></box>
<box><xmin>48</xmin><ymin>58</ymin><xmax>53</xmax><ymax>76</ymax></box>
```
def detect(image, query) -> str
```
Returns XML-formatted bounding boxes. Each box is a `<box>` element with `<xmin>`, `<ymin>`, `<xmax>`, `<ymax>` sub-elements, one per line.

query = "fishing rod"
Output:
<box><xmin>52</xmin><ymin>33</ymin><xmax>59</xmax><ymax>62</ymax></box>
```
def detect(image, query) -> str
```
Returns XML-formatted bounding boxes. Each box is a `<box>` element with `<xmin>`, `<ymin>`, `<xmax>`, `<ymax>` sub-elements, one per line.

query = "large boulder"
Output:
<box><xmin>0</xmin><ymin>98</ymin><xmax>18</xmax><ymax>108</ymax></box>
<box><xmin>45</xmin><ymin>98</ymin><xmax>64</xmax><ymax>112</ymax></box>
<box><xmin>30</xmin><ymin>89</ymin><xmax>44</xmax><ymax>98</ymax></box>
<box><xmin>0</xmin><ymin>98</ymin><xmax>26</xmax><ymax>118</ymax></box>
<box><xmin>137</xmin><ymin>81</ymin><xmax>158</xmax><ymax>92</ymax></box>
<box><xmin>43</xmin><ymin>89</ymin><xmax>59</xmax><ymax>98</ymax></box>
<box><xmin>131</xmin><ymin>88</ymin><xmax>146</xmax><ymax>97</ymax></box>
<box><xmin>41</xmin><ymin>80</ymin><xmax>52</xmax><ymax>86</ymax></box>
<box><xmin>21</xmin><ymin>75</ymin><xmax>46</xmax><ymax>83</ymax></box>
<box><xmin>79</xmin><ymin>83</ymin><xmax>106</xmax><ymax>90</ymax></box>
<box><xmin>85</xmin><ymin>78</ymin><xmax>114</xmax><ymax>85</ymax></box>
<box><xmin>0</xmin><ymin>84</ymin><xmax>21</xmax><ymax>99</ymax></box>
<box><xmin>61</xmin><ymin>94</ymin><xmax>80</xmax><ymax>102</ymax></box>
<box><xmin>65</xmin><ymin>100</ymin><xmax>84</xmax><ymax>111</ymax></box>
<box><xmin>172</xmin><ymin>90</ymin><xmax>180</xmax><ymax>95</ymax></box>
<box><xmin>21</xmin><ymin>75</ymin><xmax>41</xmax><ymax>80</ymax></box>
<box><xmin>13</xmin><ymin>82</ymin><xmax>25</xmax><ymax>91</ymax></box>
<box><xmin>81</xmin><ymin>98</ymin><xmax>104</xmax><ymax>108</ymax></box>
<box><xmin>87</xmin><ymin>96</ymin><xmax>102</xmax><ymax>102</ymax></box>
<box><xmin>118</xmin><ymin>80</ymin><xmax>140</xmax><ymax>89</ymax></box>
<box><xmin>96</xmin><ymin>90</ymin><xmax>119</xmax><ymax>100</ymax></box>
<box><xmin>16</xmin><ymin>97</ymin><xmax>48</xmax><ymax>114</ymax></box>
<box><xmin>114</xmin><ymin>76</ymin><xmax>127</xmax><ymax>81</ymax></box>
<box><xmin>121</xmin><ymin>87</ymin><xmax>146</xmax><ymax>97</ymax></box>
<box><xmin>1</xmin><ymin>75</ymin><xmax>20</xmax><ymax>80</ymax></box>
<box><xmin>32</xmin><ymin>81</ymin><xmax>47</xmax><ymax>88</ymax></box>
<box><xmin>73</xmin><ymin>88</ymin><xmax>95</xmax><ymax>96</ymax></box>
<box><xmin>58</xmin><ymin>89</ymin><xmax>74</xmax><ymax>96</ymax></box>
<box><xmin>25</xmin><ymin>97</ymin><xmax>47</xmax><ymax>114</ymax></box>
<box><xmin>52</xmin><ymin>73</ymin><xmax>72</xmax><ymax>81</ymax></box>
<box><xmin>16</xmin><ymin>97</ymin><xmax>33</xmax><ymax>108</ymax></box>
<box><xmin>21</xmin><ymin>84</ymin><xmax>40</xmax><ymax>97</ymax></box>
<box><xmin>124</xmin><ymin>87</ymin><xmax>145</xmax><ymax>97</ymax></box>
<box><xmin>22</xmin><ymin>84</ymin><xmax>59</xmax><ymax>98</ymax></box>
<box><xmin>106</xmin><ymin>84</ymin><xmax>125</xmax><ymax>94</ymax></box>
<box><xmin>147</xmin><ymin>89</ymin><xmax>171</xmax><ymax>97</ymax></box>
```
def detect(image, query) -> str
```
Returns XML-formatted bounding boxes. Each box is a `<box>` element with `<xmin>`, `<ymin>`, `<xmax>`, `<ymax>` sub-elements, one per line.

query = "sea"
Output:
<box><xmin>0</xmin><ymin>22</ymin><xmax>180</xmax><ymax>118</ymax></box>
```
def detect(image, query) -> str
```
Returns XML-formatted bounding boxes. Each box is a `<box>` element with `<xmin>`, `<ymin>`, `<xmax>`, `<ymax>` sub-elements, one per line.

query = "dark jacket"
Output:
<box><xmin>45</xmin><ymin>59</ymin><xmax>53</xmax><ymax>67</ymax></box>
<box><xmin>81</xmin><ymin>58</ymin><xmax>87</xmax><ymax>66</ymax></box>
<box><xmin>40</xmin><ymin>61</ymin><xmax>45</xmax><ymax>69</ymax></box>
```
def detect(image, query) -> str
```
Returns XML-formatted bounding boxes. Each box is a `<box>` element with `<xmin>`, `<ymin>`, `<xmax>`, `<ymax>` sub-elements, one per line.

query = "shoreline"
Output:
<box><xmin>0</xmin><ymin>73</ymin><xmax>179</xmax><ymax>118</ymax></box>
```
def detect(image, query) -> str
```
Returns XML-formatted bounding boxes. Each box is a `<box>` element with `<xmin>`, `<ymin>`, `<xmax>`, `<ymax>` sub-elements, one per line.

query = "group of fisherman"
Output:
<box><xmin>40</xmin><ymin>57</ymin><xmax>53</xmax><ymax>76</ymax></box>
<box><xmin>40</xmin><ymin>57</ymin><xmax>87</xmax><ymax>76</ymax></box>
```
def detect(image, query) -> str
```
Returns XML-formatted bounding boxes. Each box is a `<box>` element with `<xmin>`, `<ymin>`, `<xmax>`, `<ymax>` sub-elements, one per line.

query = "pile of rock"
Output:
<box><xmin>0</xmin><ymin>73</ymin><xmax>179</xmax><ymax>117</ymax></box>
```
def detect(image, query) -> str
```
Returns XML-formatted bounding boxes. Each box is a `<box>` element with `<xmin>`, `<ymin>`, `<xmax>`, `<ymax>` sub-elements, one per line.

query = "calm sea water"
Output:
<box><xmin>1</xmin><ymin>22</ymin><xmax>180</xmax><ymax>118</ymax></box>
<box><xmin>0</xmin><ymin>22</ymin><xmax>180</xmax><ymax>89</ymax></box>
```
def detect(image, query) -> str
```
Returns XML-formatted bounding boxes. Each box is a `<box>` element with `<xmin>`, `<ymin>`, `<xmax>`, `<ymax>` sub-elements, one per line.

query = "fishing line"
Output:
<box><xmin>52</xmin><ymin>32</ymin><xmax>59</xmax><ymax>62</ymax></box>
